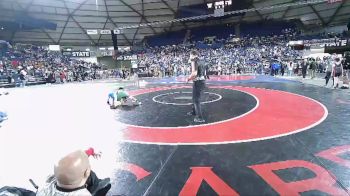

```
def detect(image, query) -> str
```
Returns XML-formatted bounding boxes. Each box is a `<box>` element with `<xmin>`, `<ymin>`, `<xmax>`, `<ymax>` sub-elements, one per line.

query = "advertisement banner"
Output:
<box><xmin>62</xmin><ymin>51</ymin><xmax>91</xmax><ymax>57</ymax></box>
<box><xmin>100</xmin><ymin>30</ymin><xmax>111</xmax><ymax>35</ymax></box>
<box><xmin>86</xmin><ymin>30</ymin><xmax>98</xmax><ymax>35</ymax></box>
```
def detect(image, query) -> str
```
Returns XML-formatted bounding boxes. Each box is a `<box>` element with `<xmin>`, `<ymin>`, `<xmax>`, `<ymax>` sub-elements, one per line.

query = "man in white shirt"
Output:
<box><xmin>37</xmin><ymin>150</ymin><xmax>92</xmax><ymax>196</ymax></box>
<box><xmin>37</xmin><ymin>149</ymin><xmax>110</xmax><ymax>196</ymax></box>
<box><xmin>19</xmin><ymin>69</ymin><xmax>27</xmax><ymax>87</ymax></box>
<box><xmin>287</xmin><ymin>61</ymin><xmax>293</xmax><ymax>77</ymax></box>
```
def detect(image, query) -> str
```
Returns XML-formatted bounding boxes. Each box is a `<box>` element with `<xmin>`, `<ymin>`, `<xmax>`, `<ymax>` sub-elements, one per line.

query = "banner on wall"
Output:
<box><xmin>100</xmin><ymin>30</ymin><xmax>111</xmax><ymax>34</ymax></box>
<box><xmin>62</xmin><ymin>51</ymin><xmax>91</xmax><ymax>57</ymax></box>
<box><xmin>113</xmin><ymin>29</ymin><xmax>123</xmax><ymax>34</ymax></box>
<box><xmin>100</xmin><ymin>52</ymin><xmax>137</xmax><ymax>61</ymax></box>
<box><xmin>85</xmin><ymin>29</ymin><xmax>122</xmax><ymax>35</ymax></box>
<box><xmin>48</xmin><ymin>45</ymin><xmax>60</xmax><ymax>51</ymax></box>
<box><xmin>124</xmin><ymin>55</ymin><xmax>137</xmax><ymax>60</ymax></box>
<box><xmin>100</xmin><ymin>51</ymin><xmax>113</xmax><ymax>57</ymax></box>
<box><xmin>87</xmin><ymin>30</ymin><xmax>98</xmax><ymax>35</ymax></box>
<box><xmin>303</xmin><ymin>38</ymin><xmax>348</xmax><ymax>47</ymax></box>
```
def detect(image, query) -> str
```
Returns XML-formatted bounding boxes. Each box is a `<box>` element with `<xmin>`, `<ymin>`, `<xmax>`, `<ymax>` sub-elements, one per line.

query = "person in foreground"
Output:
<box><xmin>187</xmin><ymin>50</ymin><xmax>206</xmax><ymax>123</ymax></box>
<box><xmin>36</xmin><ymin>148</ymin><xmax>111</xmax><ymax>196</ymax></box>
<box><xmin>107</xmin><ymin>87</ymin><xmax>141</xmax><ymax>109</ymax></box>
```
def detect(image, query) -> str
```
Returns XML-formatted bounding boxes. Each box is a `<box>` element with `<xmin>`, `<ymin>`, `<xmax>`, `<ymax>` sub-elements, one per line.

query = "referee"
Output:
<box><xmin>187</xmin><ymin>50</ymin><xmax>206</xmax><ymax>123</ymax></box>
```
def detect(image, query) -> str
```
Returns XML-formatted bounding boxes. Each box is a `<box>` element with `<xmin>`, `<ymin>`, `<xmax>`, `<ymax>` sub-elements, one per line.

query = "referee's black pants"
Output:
<box><xmin>325</xmin><ymin>71</ymin><xmax>332</xmax><ymax>85</ymax></box>
<box><xmin>192</xmin><ymin>80</ymin><xmax>205</xmax><ymax>119</ymax></box>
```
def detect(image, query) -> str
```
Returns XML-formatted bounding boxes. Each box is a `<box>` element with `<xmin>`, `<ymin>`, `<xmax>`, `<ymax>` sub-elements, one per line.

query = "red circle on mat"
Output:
<box><xmin>122</xmin><ymin>86</ymin><xmax>328</xmax><ymax>145</ymax></box>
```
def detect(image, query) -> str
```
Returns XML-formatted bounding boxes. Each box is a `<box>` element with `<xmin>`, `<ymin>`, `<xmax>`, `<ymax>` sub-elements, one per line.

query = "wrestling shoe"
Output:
<box><xmin>194</xmin><ymin>117</ymin><xmax>205</xmax><ymax>123</ymax></box>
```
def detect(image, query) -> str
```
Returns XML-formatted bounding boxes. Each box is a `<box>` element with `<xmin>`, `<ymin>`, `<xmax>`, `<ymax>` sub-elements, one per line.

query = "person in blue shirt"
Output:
<box><xmin>107</xmin><ymin>87</ymin><xmax>141</xmax><ymax>109</ymax></box>
<box><xmin>0</xmin><ymin>111</ymin><xmax>7</xmax><ymax>125</ymax></box>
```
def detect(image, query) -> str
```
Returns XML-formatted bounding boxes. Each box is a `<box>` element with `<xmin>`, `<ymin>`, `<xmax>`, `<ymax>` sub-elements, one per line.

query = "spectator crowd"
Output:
<box><xmin>135</xmin><ymin>32</ymin><xmax>349</xmax><ymax>89</ymax></box>
<box><xmin>1</xmin><ymin>30</ymin><xmax>349</xmax><ymax>88</ymax></box>
<box><xmin>137</xmin><ymin>33</ymin><xmax>303</xmax><ymax>77</ymax></box>
<box><xmin>0</xmin><ymin>43</ymin><xmax>114</xmax><ymax>87</ymax></box>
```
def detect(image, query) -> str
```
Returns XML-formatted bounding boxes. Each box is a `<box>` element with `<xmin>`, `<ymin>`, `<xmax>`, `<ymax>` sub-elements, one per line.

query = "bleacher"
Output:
<box><xmin>145</xmin><ymin>20</ymin><xmax>298</xmax><ymax>48</ymax></box>
<box><xmin>147</xmin><ymin>30</ymin><xmax>187</xmax><ymax>47</ymax></box>
<box><xmin>190</xmin><ymin>24</ymin><xmax>235</xmax><ymax>42</ymax></box>
<box><xmin>145</xmin><ymin>22</ymin><xmax>236</xmax><ymax>47</ymax></box>
<box><xmin>0</xmin><ymin>73</ymin><xmax>46</xmax><ymax>88</ymax></box>
<box><xmin>240</xmin><ymin>20</ymin><xmax>297</xmax><ymax>37</ymax></box>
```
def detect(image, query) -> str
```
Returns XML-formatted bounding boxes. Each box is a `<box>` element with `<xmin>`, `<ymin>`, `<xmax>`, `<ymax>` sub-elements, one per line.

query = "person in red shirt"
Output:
<box><xmin>60</xmin><ymin>71</ymin><xmax>66</xmax><ymax>83</ymax></box>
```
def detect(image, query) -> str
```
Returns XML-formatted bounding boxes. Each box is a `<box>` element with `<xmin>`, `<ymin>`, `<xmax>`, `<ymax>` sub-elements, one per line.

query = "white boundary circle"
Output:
<box><xmin>152</xmin><ymin>91</ymin><xmax>222</xmax><ymax>106</ymax></box>
<box><xmin>129</xmin><ymin>88</ymin><xmax>259</xmax><ymax>129</ymax></box>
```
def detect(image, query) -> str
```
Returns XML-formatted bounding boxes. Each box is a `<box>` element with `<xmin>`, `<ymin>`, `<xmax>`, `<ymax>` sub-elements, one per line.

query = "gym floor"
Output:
<box><xmin>1</xmin><ymin>75</ymin><xmax>350</xmax><ymax>195</ymax></box>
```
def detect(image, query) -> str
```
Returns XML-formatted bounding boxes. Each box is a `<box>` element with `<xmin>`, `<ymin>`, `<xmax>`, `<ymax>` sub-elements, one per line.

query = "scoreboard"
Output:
<box><xmin>207</xmin><ymin>0</ymin><xmax>232</xmax><ymax>10</ymax></box>
<box><xmin>177</xmin><ymin>0</ymin><xmax>251</xmax><ymax>19</ymax></box>
<box><xmin>207</xmin><ymin>0</ymin><xmax>251</xmax><ymax>17</ymax></box>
